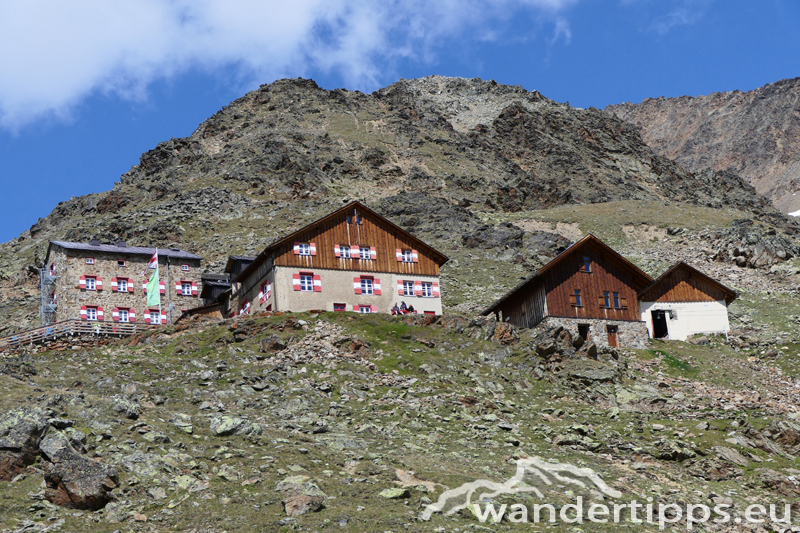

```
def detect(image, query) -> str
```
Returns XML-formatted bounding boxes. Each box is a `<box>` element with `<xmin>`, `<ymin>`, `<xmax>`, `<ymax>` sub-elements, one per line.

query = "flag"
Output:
<box><xmin>145</xmin><ymin>251</ymin><xmax>160</xmax><ymax>307</ymax></box>
<box><xmin>142</xmin><ymin>251</ymin><xmax>158</xmax><ymax>277</ymax></box>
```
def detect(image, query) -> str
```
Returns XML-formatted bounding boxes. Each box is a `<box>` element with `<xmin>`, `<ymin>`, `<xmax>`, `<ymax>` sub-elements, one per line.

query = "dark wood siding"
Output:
<box><xmin>639</xmin><ymin>267</ymin><xmax>724</xmax><ymax>303</ymax></box>
<box><xmin>273</xmin><ymin>211</ymin><xmax>441</xmax><ymax>276</ymax></box>
<box><xmin>544</xmin><ymin>241</ymin><xmax>641</xmax><ymax>321</ymax></box>
<box><xmin>493</xmin><ymin>279</ymin><xmax>547</xmax><ymax>329</ymax></box>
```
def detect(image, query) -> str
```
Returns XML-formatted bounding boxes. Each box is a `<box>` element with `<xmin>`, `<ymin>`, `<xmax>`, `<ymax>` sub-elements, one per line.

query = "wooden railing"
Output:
<box><xmin>0</xmin><ymin>320</ymin><xmax>157</xmax><ymax>350</ymax></box>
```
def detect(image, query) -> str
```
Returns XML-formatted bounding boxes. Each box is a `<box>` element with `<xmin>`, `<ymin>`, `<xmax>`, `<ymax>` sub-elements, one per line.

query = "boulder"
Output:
<box><xmin>276</xmin><ymin>475</ymin><xmax>326</xmax><ymax>517</ymax></box>
<box><xmin>111</xmin><ymin>395</ymin><xmax>140</xmax><ymax>420</ymax></box>
<box><xmin>40</xmin><ymin>432</ymin><xmax>118</xmax><ymax>510</ymax></box>
<box><xmin>260</xmin><ymin>335</ymin><xmax>287</xmax><ymax>352</ymax></box>
<box><xmin>209</xmin><ymin>415</ymin><xmax>262</xmax><ymax>437</ymax></box>
<box><xmin>0</xmin><ymin>407</ymin><xmax>51</xmax><ymax>480</ymax></box>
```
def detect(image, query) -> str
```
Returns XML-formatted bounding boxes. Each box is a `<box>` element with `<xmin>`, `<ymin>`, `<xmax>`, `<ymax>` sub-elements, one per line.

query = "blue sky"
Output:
<box><xmin>1</xmin><ymin>0</ymin><xmax>799</xmax><ymax>243</ymax></box>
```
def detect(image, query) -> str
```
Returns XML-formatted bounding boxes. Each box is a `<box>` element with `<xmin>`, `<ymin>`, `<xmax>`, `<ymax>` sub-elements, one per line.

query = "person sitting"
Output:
<box><xmin>407</xmin><ymin>305</ymin><xmax>415</xmax><ymax>314</ymax></box>
<box><xmin>391</xmin><ymin>303</ymin><xmax>400</xmax><ymax>315</ymax></box>
<box><xmin>400</xmin><ymin>301</ymin><xmax>407</xmax><ymax>312</ymax></box>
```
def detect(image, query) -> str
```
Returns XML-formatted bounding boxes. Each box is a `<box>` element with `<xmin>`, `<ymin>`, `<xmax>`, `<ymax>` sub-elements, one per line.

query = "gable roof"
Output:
<box><xmin>481</xmin><ymin>234</ymin><xmax>653</xmax><ymax>316</ymax></box>
<box><xmin>235</xmin><ymin>201</ymin><xmax>449</xmax><ymax>282</ymax></box>
<box><xmin>47</xmin><ymin>241</ymin><xmax>202</xmax><ymax>262</ymax></box>
<box><xmin>638</xmin><ymin>261</ymin><xmax>737</xmax><ymax>305</ymax></box>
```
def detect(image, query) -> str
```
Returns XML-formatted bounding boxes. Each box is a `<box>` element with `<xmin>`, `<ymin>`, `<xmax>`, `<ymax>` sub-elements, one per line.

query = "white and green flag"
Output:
<box><xmin>145</xmin><ymin>251</ymin><xmax>160</xmax><ymax>307</ymax></box>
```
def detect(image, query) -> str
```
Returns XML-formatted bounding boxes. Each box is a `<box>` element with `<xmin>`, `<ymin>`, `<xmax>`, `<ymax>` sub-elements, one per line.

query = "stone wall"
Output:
<box><xmin>50</xmin><ymin>246</ymin><xmax>203</xmax><ymax>325</ymax></box>
<box><xmin>539</xmin><ymin>316</ymin><xmax>649</xmax><ymax>349</ymax></box>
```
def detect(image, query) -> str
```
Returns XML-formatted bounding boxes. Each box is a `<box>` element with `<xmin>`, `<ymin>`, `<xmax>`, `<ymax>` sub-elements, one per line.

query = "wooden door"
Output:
<box><xmin>607</xmin><ymin>325</ymin><xmax>618</xmax><ymax>347</ymax></box>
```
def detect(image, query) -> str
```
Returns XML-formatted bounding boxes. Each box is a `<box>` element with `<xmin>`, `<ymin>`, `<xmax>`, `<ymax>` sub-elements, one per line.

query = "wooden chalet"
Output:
<box><xmin>482</xmin><ymin>234</ymin><xmax>653</xmax><ymax>348</ymax></box>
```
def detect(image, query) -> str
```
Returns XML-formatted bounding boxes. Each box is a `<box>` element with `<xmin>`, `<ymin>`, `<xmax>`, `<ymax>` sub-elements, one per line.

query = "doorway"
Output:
<box><xmin>578</xmin><ymin>324</ymin><xmax>590</xmax><ymax>342</ymax></box>
<box><xmin>651</xmin><ymin>310</ymin><xmax>668</xmax><ymax>339</ymax></box>
<box><xmin>606</xmin><ymin>325</ymin><xmax>618</xmax><ymax>348</ymax></box>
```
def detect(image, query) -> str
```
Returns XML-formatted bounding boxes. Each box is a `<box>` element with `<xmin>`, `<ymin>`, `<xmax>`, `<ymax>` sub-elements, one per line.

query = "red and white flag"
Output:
<box><xmin>142</xmin><ymin>251</ymin><xmax>158</xmax><ymax>278</ymax></box>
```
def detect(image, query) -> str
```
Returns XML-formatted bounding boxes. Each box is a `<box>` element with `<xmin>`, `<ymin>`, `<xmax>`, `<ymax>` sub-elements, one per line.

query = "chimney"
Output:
<box><xmin>116</xmin><ymin>241</ymin><xmax>127</xmax><ymax>247</ymax></box>
<box><xmin>89</xmin><ymin>236</ymin><xmax>100</xmax><ymax>246</ymax></box>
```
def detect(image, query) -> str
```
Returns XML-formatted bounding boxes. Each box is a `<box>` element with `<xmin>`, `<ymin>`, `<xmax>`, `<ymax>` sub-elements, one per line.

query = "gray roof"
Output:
<box><xmin>49</xmin><ymin>241</ymin><xmax>202</xmax><ymax>260</ymax></box>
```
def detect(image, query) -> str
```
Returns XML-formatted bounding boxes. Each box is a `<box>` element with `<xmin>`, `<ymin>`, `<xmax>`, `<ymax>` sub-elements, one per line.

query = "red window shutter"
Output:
<box><xmin>598</xmin><ymin>296</ymin><xmax>606</xmax><ymax>308</ymax></box>
<box><xmin>97</xmin><ymin>307</ymin><xmax>104</xmax><ymax>321</ymax></box>
<box><xmin>191</xmin><ymin>282</ymin><xmax>198</xmax><ymax>295</ymax></box>
<box><xmin>159</xmin><ymin>281</ymin><xmax>165</xmax><ymax>295</ymax></box>
<box><xmin>111</xmin><ymin>277</ymin><xmax>118</xmax><ymax>292</ymax></box>
<box><xmin>373</xmin><ymin>278</ymin><xmax>381</xmax><ymax>296</ymax></box>
<box><xmin>112</xmin><ymin>308</ymin><xmax>119</xmax><ymax>322</ymax></box>
<box><xmin>80</xmin><ymin>306</ymin><xmax>87</xmax><ymax>320</ymax></box>
<box><xmin>129</xmin><ymin>310</ymin><xmax>136</xmax><ymax>323</ymax></box>
<box><xmin>371</xmin><ymin>305</ymin><xmax>378</xmax><ymax>313</ymax></box>
<box><xmin>350</xmin><ymin>244</ymin><xmax>359</xmax><ymax>256</ymax></box>
<box><xmin>293</xmin><ymin>241</ymin><xmax>301</xmax><ymax>255</ymax></box>
<box><xmin>334</xmin><ymin>244</ymin><xmax>341</xmax><ymax>258</ymax></box>
<box><xmin>128</xmin><ymin>280</ymin><xmax>134</xmax><ymax>293</ymax></box>
<box><xmin>313</xmin><ymin>274</ymin><xmax>322</xmax><ymax>292</ymax></box>
<box><xmin>353</xmin><ymin>276</ymin><xmax>361</xmax><ymax>295</ymax></box>
<box><xmin>79</xmin><ymin>275</ymin><xmax>86</xmax><ymax>289</ymax></box>
<box><xmin>620</xmin><ymin>297</ymin><xmax>628</xmax><ymax>309</ymax></box>
<box><xmin>369</xmin><ymin>246</ymin><xmax>377</xmax><ymax>259</ymax></box>
<box><xmin>310</xmin><ymin>242</ymin><xmax>317</xmax><ymax>256</ymax></box>
<box><xmin>293</xmin><ymin>273</ymin><xmax>301</xmax><ymax>291</ymax></box>
<box><xmin>96</xmin><ymin>277</ymin><xmax>103</xmax><ymax>290</ymax></box>
<box><xmin>432</xmin><ymin>282</ymin><xmax>440</xmax><ymax>297</ymax></box>
<box><xmin>414</xmin><ymin>282</ymin><xmax>423</xmax><ymax>297</ymax></box>
<box><xmin>160</xmin><ymin>310</ymin><xmax>167</xmax><ymax>323</ymax></box>
<box><xmin>144</xmin><ymin>313</ymin><xmax>151</xmax><ymax>324</ymax></box>
<box><xmin>396</xmin><ymin>249</ymin><xmax>402</xmax><ymax>261</ymax></box>
<box><xmin>397</xmin><ymin>280</ymin><xmax>404</xmax><ymax>296</ymax></box>
<box><xmin>175</xmin><ymin>282</ymin><xmax>182</xmax><ymax>296</ymax></box>
<box><xmin>411</xmin><ymin>250</ymin><xmax>419</xmax><ymax>263</ymax></box>
<box><xmin>142</xmin><ymin>281</ymin><xmax>147</xmax><ymax>293</ymax></box>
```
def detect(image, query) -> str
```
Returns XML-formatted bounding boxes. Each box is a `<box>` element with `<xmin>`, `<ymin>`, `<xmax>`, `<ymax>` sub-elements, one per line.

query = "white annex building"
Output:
<box><xmin>638</xmin><ymin>262</ymin><xmax>737</xmax><ymax>341</ymax></box>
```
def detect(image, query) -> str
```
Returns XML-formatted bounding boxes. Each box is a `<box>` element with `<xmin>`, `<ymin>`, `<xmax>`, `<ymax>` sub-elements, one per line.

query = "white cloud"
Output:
<box><xmin>0</xmin><ymin>0</ymin><xmax>576</xmax><ymax>130</ymax></box>
<box><xmin>648</xmin><ymin>0</ymin><xmax>711</xmax><ymax>35</ymax></box>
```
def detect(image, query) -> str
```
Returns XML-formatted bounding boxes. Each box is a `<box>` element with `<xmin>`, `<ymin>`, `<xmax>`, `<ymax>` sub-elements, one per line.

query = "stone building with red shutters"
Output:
<box><xmin>42</xmin><ymin>239</ymin><xmax>203</xmax><ymax>326</ymax></box>
<box><xmin>223</xmin><ymin>201</ymin><xmax>448</xmax><ymax>316</ymax></box>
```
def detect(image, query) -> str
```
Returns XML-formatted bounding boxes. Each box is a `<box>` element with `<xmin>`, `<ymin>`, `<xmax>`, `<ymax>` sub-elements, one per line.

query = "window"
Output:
<box><xmin>117</xmin><ymin>260</ymin><xmax>126</xmax><ymax>267</ymax></box>
<box><xmin>581</xmin><ymin>256</ymin><xmax>591</xmax><ymax>273</ymax></box>
<box><xmin>150</xmin><ymin>310</ymin><xmax>161</xmax><ymax>325</ymax></box>
<box><xmin>613</xmin><ymin>292</ymin><xmax>620</xmax><ymax>309</ymax></box>
<box><xmin>603</xmin><ymin>291</ymin><xmax>610</xmax><ymax>308</ymax></box>
<box><xmin>338</xmin><ymin>246</ymin><xmax>351</xmax><ymax>259</ymax></box>
<box><xmin>181</xmin><ymin>282</ymin><xmax>192</xmax><ymax>296</ymax></box>
<box><xmin>359</xmin><ymin>305</ymin><xmax>371</xmax><ymax>314</ymax></box>
<box><xmin>118</xmin><ymin>279</ymin><xmax>128</xmax><ymax>293</ymax></box>
<box><xmin>396</xmin><ymin>248</ymin><xmax>419</xmax><ymax>263</ymax></box>
<box><xmin>181</xmin><ymin>264</ymin><xmax>190</xmax><ymax>271</ymax></box>
<box><xmin>403</xmin><ymin>281</ymin><xmax>414</xmax><ymax>297</ymax></box>
<box><xmin>86</xmin><ymin>307</ymin><xmax>97</xmax><ymax>321</ymax></box>
<box><xmin>298</xmin><ymin>243</ymin><xmax>310</xmax><ymax>255</ymax></box>
<box><xmin>86</xmin><ymin>277</ymin><xmax>96</xmax><ymax>291</ymax></box>
<box><xmin>421</xmin><ymin>282</ymin><xmax>433</xmax><ymax>298</ymax></box>
<box><xmin>361</xmin><ymin>278</ymin><xmax>374</xmax><ymax>295</ymax></box>
<box><xmin>118</xmin><ymin>309</ymin><xmax>129</xmax><ymax>323</ymax></box>
<box><xmin>401</xmin><ymin>250</ymin><xmax>413</xmax><ymax>262</ymax></box>
<box><xmin>260</xmin><ymin>281</ymin><xmax>271</xmax><ymax>303</ymax></box>
<box><xmin>300</xmin><ymin>274</ymin><xmax>314</xmax><ymax>292</ymax></box>
<box><xmin>85</xmin><ymin>257</ymin><xmax>94</xmax><ymax>265</ymax></box>
<box><xmin>359</xmin><ymin>246</ymin><xmax>371</xmax><ymax>260</ymax></box>
<box><xmin>424</xmin><ymin>311</ymin><xmax>435</xmax><ymax>315</ymax></box>
<box><xmin>334</xmin><ymin>303</ymin><xmax>346</xmax><ymax>312</ymax></box>
<box><xmin>574</xmin><ymin>289</ymin><xmax>582</xmax><ymax>307</ymax></box>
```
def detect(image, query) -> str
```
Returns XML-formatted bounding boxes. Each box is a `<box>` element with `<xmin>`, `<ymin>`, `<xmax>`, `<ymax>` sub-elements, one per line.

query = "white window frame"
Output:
<box><xmin>359</xmin><ymin>246</ymin><xmax>371</xmax><ymax>260</ymax></box>
<box><xmin>300</xmin><ymin>274</ymin><xmax>314</xmax><ymax>292</ymax></box>
<box><xmin>298</xmin><ymin>243</ymin><xmax>310</xmax><ymax>256</ymax></box>
<box><xmin>359</xmin><ymin>306</ymin><xmax>371</xmax><ymax>314</ymax></box>
<box><xmin>150</xmin><ymin>311</ymin><xmax>161</xmax><ymax>325</ymax></box>
<box><xmin>118</xmin><ymin>279</ymin><xmax>128</xmax><ymax>293</ymax></box>
<box><xmin>421</xmin><ymin>282</ymin><xmax>433</xmax><ymax>298</ymax></box>
<box><xmin>401</xmin><ymin>250</ymin><xmax>413</xmax><ymax>262</ymax></box>
<box><xmin>361</xmin><ymin>278</ymin><xmax>374</xmax><ymax>295</ymax></box>
<box><xmin>85</xmin><ymin>257</ymin><xmax>94</xmax><ymax>265</ymax></box>
<box><xmin>181</xmin><ymin>264</ymin><xmax>190</xmax><ymax>271</ymax></box>
<box><xmin>117</xmin><ymin>259</ymin><xmax>126</xmax><ymax>267</ymax></box>
<box><xmin>339</xmin><ymin>246</ymin><xmax>351</xmax><ymax>259</ymax></box>
<box><xmin>118</xmin><ymin>309</ymin><xmax>129</xmax><ymax>323</ymax></box>
<box><xmin>86</xmin><ymin>307</ymin><xmax>97</xmax><ymax>321</ymax></box>
<box><xmin>403</xmin><ymin>280</ymin><xmax>414</xmax><ymax>297</ymax></box>
<box><xmin>85</xmin><ymin>277</ymin><xmax>96</xmax><ymax>291</ymax></box>
<box><xmin>181</xmin><ymin>282</ymin><xmax>192</xmax><ymax>296</ymax></box>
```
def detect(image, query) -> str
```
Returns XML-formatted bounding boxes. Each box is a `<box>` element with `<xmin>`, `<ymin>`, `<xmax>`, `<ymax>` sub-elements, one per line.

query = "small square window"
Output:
<box><xmin>85</xmin><ymin>277</ymin><xmax>96</xmax><ymax>291</ymax></box>
<box><xmin>359</xmin><ymin>246</ymin><xmax>371</xmax><ymax>260</ymax></box>
<box><xmin>300</xmin><ymin>274</ymin><xmax>314</xmax><ymax>292</ymax></box>
<box><xmin>361</xmin><ymin>278</ymin><xmax>374</xmax><ymax>295</ymax></box>
<box><xmin>181</xmin><ymin>264</ymin><xmax>190</xmax><ymax>271</ymax></box>
<box><xmin>181</xmin><ymin>282</ymin><xmax>192</xmax><ymax>296</ymax></box>
<box><xmin>298</xmin><ymin>243</ymin><xmax>310</xmax><ymax>256</ymax></box>
<box><xmin>85</xmin><ymin>257</ymin><xmax>94</xmax><ymax>265</ymax></box>
<box><xmin>339</xmin><ymin>246</ymin><xmax>351</xmax><ymax>259</ymax></box>
<box><xmin>359</xmin><ymin>305</ymin><xmax>371</xmax><ymax>314</ymax></box>
<box><xmin>403</xmin><ymin>280</ymin><xmax>414</xmax><ymax>297</ymax></box>
<box><xmin>334</xmin><ymin>303</ymin><xmax>346</xmax><ymax>312</ymax></box>
<box><xmin>421</xmin><ymin>282</ymin><xmax>433</xmax><ymax>298</ymax></box>
<box><xmin>117</xmin><ymin>260</ymin><xmax>126</xmax><ymax>267</ymax></box>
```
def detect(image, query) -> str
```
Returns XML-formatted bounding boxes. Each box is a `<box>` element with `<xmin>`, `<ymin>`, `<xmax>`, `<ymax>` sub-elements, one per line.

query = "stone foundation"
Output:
<box><xmin>539</xmin><ymin>316</ymin><xmax>649</xmax><ymax>349</ymax></box>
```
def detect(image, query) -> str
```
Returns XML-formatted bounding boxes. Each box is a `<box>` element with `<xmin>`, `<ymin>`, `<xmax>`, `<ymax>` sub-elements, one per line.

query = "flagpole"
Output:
<box><xmin>166</xmin><ymin>254</ymin><xmax>171</xmax><ymax>325</ymax></box>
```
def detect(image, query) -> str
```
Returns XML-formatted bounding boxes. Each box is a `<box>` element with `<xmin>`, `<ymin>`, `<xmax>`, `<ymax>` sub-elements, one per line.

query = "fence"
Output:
<box><xmin>0</xmin><ymin>320</ymin><xmax>157</xmax><ymax>350</ymax></box>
